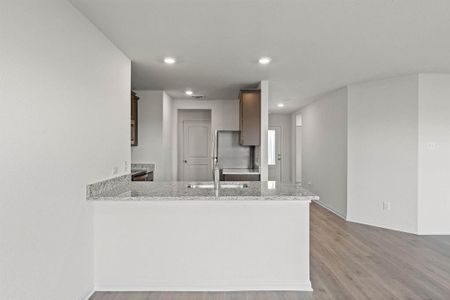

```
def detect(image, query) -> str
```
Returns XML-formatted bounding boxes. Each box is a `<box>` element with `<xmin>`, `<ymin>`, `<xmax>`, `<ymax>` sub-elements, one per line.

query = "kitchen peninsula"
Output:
<box><xmin>87</xmin><ymin>179</ymin><xmax>318</xmax><ymax>292</ymax></box>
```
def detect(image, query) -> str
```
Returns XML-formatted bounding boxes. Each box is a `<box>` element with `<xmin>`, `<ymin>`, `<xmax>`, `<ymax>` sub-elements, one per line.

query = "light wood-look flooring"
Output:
<box><xmin>90</xmin><ymin>202</ymin><xmax>450</xmax><ymax>300</ymax></box>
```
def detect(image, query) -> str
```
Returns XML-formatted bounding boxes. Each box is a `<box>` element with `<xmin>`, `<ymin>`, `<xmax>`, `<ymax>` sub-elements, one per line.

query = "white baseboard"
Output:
<box><xmin>417</xmin><ymin>231</ymin><xmax>450</xmax><ymax>236</ymax></box>
<box><xmin>345</xmin><ymin>216</ymin><xmax>418</xmax><ymax>235</ymax></box>
<box><xmin>95</xmin><ymin>280</ymin><xmax>313</xmax><ymax>292</ymax></box>
<box><xmin>313</xmin><ymin>199</ymin><xmax>346</xmax><ymax>220</ymax></box>
<box><xmin>83</xmin><ymin>289</ymin><xmax>95</xmax><ymax>300</ymax></box>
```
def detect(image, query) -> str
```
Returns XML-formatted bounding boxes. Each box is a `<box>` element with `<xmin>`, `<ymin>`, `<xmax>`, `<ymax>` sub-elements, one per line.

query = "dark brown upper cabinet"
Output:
<box><xmin>239</xmin><ymin>89</ymin><xmax>261</xmax><ymax>146</ymax></box>
<box><xmin>131</xmin><ymin>91</ymin><xmax>139</xmax><ymax>146</ymax></box>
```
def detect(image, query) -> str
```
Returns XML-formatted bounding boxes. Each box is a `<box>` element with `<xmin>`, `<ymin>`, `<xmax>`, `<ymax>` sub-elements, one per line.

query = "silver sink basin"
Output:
<box><xmin>187</xmin><ymin>183</ymin><xmax>249</xmax><ymax>189</ymax></box>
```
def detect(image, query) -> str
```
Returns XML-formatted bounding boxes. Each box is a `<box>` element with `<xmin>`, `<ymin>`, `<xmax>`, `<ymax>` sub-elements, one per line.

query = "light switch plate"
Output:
<box><xmin>426</xmin><ymin>142</ymin><xmax>437</xmax><ymax>150</ymax></box>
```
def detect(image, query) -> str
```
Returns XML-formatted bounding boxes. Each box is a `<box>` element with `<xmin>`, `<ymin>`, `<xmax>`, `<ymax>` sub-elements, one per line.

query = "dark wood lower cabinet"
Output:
<box><xmin>132</xmin><ymin>171</ymin><xmax>154</xmax><ymax>181</ymax></box>
<box><xmin>133</xmin><ymin>174</ymin><xmax>148</xmax><ymax>181</ymax></box>
<box><xmin>222</xmin><ymin>174</ymin><xmax>260</xmax><ymax>181</ymax></box>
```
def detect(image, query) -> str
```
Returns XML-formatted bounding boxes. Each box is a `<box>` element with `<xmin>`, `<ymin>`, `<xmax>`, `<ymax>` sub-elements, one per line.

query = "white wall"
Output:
<box><xmin>162</xmin><ymin>92</ymin><xmax>173</xmax><ymax>180</ymax></box>
<box><xmin>94</xmin><ymin>201</ymin><xmax>312</xmax><ymax>291</ymax></box>
<box><xmin>269</xmin><ymin>114</ymin><xmax>292</xmax><ymax>182</ymax></box>
<box><xmin>131</xmin><ymin>91</ymin><xmax>173</xmax><ymax>181</ymax></box>
<box><xmin>295</xmin><ymin>115</ymin><xmax>303</xmax><ymax>183</ymax></box>
<box><xmin>300</xmin><ymin>88</ymin><xmax>348</xmax><ymax>218</ymax></box>
<box><xmin>295</xmin><ymin>127</ymin><xmax>302</xmax><ymax>183</ymax></box>
<box><xmin>347</xmin><ymin>75</ymin><xmax>419</xmax><ymax>233</ymax></box>
<box><xmin>290</xmin><ymin>114</ymin><xmax>302</xmax><ymax>183</ymax></box>
<box><xmin>132</xmin><ymin>96</ymin><xmax>238</xmax><ymax>181</ymax></box>
<box><xmin>291</xmin><ymin>73</ymin><xmax>449</xmax><ymax>235</ymax></box>
<box><xmin>259</xmin><ymin>81</ymin><xmax>269</xmax><ymax>181</ymax></box>
<box><xmin>0</xmin><ymin>1</ymin><xmax>131</xmax><ymax>299</ymax></box>
<box><xmin>170</xmin><ymin>99</ymin><xmax>239</xmax><ymax>180</ymax></box>
<box><xmin>418</xmin><ymin>74</ymin><xmax>450</xmax><ymax>234</ymax></box>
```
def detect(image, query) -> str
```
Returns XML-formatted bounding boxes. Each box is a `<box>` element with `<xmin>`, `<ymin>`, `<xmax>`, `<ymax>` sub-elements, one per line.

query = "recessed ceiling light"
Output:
<box><xmin>259</xmin><ymin>57</ymin><xmax>272</xmax><ymax>65</ymax></box>
<box><xmin>164</xmin><ymin>57</ymin><xmax>176</xmax><ymax>64</ymax></box>
<box><xmin>277</xmin><ymin>103</ymin><xmax>285</xmax><ymax>108</ymax></box>
<box><xmin>185</xmin><ymin>90</ymin><xmax>193</xmax><ymax>96</ymax></box>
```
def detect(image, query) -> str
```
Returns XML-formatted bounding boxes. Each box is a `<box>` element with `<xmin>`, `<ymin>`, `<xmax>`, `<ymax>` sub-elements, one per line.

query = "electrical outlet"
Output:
<box><xmin>113</xmin><ymin>166</ymin><xmax>119</xmax><ymax>175</ymax></box>
<box><xmin>307</xmin><ymin>181</ymin><xmax>312</xmax><ymax>186</ymax></box>
<box><xmin>383</xmin><ymin>201</ymin><xmax>391</xmax><ymax>211</ymax></box>
<box><xmin>124</xmin><ymin>161</ymin><xmax>128</xmax><ymax>172</ymax></box>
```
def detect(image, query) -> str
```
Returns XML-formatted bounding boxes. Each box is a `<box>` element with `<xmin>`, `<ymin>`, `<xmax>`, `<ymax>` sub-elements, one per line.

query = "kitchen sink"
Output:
<box><xmin>187</xmin><ymin>183</ymin><xmax>249</xmax><ymax>189</ymax></box>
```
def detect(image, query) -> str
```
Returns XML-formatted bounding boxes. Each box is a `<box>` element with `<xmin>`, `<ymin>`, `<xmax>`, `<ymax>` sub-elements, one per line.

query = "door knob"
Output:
<box><xmin>184</xmin><ymin>160</ymin><xmax>187</xmax><ymax>163</ymax></box>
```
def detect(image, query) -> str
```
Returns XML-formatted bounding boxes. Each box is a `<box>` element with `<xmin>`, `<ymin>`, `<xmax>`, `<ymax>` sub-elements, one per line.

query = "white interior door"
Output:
<box><xmin>268</xmin><ymin>126</ymin><xmax>281</xmax><ymax>181</ymax></box>
<box><xmin>182</xmin><ymin>120</ymin><xmax>212</xmax><ymax>181</ymax></box>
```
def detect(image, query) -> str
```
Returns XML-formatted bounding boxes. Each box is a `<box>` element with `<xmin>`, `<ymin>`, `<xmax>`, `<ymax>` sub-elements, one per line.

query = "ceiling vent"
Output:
<box><xmin>192</xmin><ymin>95</ymin><xmax>204</xmax><ymax>100</ymax></box>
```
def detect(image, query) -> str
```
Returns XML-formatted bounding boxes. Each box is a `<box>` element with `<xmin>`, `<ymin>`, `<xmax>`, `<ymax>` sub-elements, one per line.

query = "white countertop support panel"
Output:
<box><xmin>94</xmin><ymin>200</ymin><xmax>312</xmax><ymax>291</ymax></box>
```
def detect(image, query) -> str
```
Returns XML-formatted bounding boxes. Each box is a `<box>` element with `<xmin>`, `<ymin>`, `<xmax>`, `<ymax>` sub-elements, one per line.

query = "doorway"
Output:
<box><xmin>268</xmin><ymin>126</ymin><xmax>281</xmax><ymax>181</ymax></box>
<box><xmin>177</xmin><ymin>110</ymin><xmax>212</xmax><ymax>181</ymax></box>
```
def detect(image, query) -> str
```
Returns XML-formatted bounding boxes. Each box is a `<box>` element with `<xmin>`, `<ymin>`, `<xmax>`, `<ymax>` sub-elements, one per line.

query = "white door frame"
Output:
<box><xmin>268</xmin><ymin>126</ymin><xmax>282</xmax><ymax>181</ymax></box>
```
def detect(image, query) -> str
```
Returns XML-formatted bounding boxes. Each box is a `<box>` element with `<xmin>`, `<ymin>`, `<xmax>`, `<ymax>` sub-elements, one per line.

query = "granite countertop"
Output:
<box><xmin>87</xmin><ymin>181</ymin><xmax>319</xmax><ymax>202</ymax></box>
